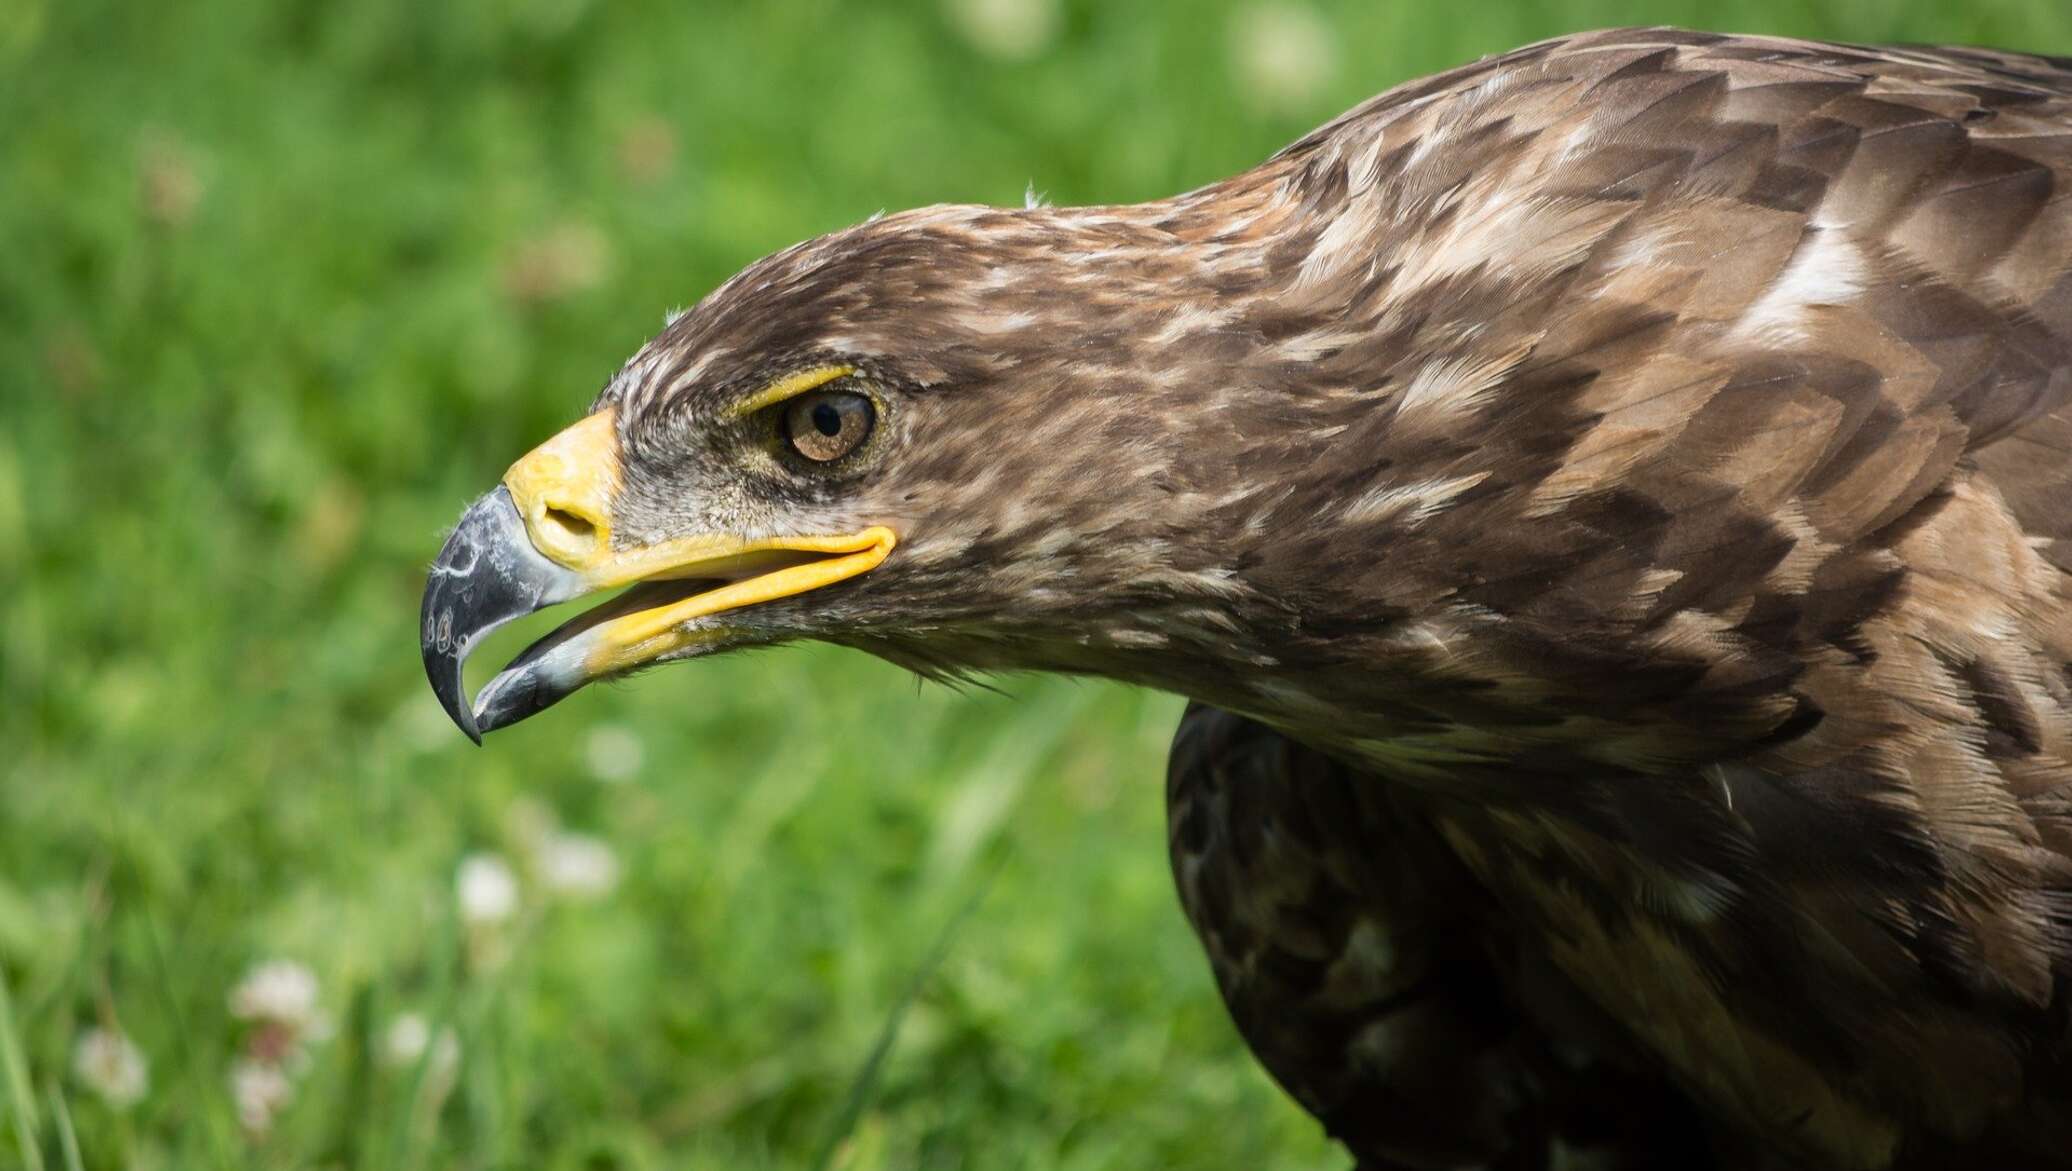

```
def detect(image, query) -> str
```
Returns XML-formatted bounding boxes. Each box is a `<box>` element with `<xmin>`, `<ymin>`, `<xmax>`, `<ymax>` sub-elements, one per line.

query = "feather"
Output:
<box><xmin>579</xmin><ymin>26</ymin><xmax>2072</xmax><ymax>1169</ymax></box>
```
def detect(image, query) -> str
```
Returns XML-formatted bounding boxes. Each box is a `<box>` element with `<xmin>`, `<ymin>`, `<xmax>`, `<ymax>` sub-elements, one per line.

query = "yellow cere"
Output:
<box><xmin>503</xmin><ymin>408</ymin><xmax>623</xmax><ymax>572</ymax></box>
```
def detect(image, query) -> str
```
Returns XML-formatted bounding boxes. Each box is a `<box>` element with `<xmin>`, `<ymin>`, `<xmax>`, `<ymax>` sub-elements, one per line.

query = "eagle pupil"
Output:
<box><xmin>779</xmin><ymin>386</ymin><xmax>874</xmax><ymax>463</ymax></box>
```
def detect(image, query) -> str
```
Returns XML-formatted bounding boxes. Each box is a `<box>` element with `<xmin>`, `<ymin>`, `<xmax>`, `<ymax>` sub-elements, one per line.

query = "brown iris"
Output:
<box><xmin>783</xmin><ymin>388</ymin><xmax>875</xmax><ymax>462</ymax></box>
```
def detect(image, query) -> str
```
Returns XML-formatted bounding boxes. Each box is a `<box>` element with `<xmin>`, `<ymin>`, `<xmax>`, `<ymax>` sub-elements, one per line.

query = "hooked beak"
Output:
<box><xmin>420</xmin><ymin>408</ymin><xmax>895</xmax><ymax>742</ymax></box>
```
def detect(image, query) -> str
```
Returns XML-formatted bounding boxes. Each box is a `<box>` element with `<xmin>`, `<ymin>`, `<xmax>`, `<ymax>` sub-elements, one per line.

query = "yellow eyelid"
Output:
<box><xmin>727</xmin><ymin>364</ymin><xmax>857</xmax><ymax>420</ymax></box>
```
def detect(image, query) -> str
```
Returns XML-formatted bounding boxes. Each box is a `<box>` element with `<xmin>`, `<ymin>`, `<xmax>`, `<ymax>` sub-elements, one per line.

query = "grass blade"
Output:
<box><xmin>809</xmin><ymin>852</ymin><xmax>1005</xmax><ymax>1171</ymax></box>
<box><xmin>139</xmin><ymin>901</ymin><xmax>238</xmax><ymax>1167</ymax></box>
<box><xmin>0</xmin><ymin>968</ymin><xmax>46</xmax><ymax>1171</ymax></box>
<box><xmin>386</xmin><ymin>902</ymin><xmax>463</xmax><ymax>1171</ymax></box>
<box><xmin>46</xmin><ymin>1084</ymin><xmax>84</xmax><ymax>1171</ymax></box>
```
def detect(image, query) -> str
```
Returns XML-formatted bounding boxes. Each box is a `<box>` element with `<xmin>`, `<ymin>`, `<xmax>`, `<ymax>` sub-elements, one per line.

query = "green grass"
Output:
<box><xmin>3</xmin><ymin>0</ymin><xmax>2069</xmax><ymax>1167</ymax></box>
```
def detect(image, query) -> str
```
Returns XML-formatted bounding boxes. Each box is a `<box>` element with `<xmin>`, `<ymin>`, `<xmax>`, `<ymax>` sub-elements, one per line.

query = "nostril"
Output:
<box><xmin>543</xmin><ymin>506</ymin><xmax>597</xmax><ymax>543</ymax></box>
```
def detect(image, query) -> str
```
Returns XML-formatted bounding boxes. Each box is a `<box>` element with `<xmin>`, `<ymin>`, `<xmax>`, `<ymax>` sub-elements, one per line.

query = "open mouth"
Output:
<box><xmin>420</xmin><ymin>485</ymin><xmax>895</xmax><ymax>741</ymax></box>
<box><xmin>501</xmin><ymin>575</ymin><xmax>722</xmax><ymax>676</ymax></box>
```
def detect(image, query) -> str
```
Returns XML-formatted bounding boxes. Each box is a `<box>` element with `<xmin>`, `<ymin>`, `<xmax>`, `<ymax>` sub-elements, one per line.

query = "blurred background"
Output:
<box><xmin>4</xmin><ymin>0</ymin><xmax>2068</xmax><ymax>1167</ymax></box>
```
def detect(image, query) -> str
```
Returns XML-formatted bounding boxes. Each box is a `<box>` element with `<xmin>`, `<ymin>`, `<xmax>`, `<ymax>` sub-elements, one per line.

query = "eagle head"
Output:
<box><xmin>422</xmin><ymin>199</ymin><xmax>1301</xmax><ymax>740</ymax></box>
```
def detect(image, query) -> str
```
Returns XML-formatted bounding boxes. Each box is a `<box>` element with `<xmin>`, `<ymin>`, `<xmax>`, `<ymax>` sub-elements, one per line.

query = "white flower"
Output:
<box><xmin>456</xmin><ymin>852</ymin><xmax>520</xmax><ymax>925</ymax></box>
<box><xmin>538</xmin><ymin>832</ymin><xmax>621</xmax><ymax>900</ymax></box>
<box><xmin>382</xmin><ymin>1013</ymin><xmax>461</xmax><ymax>1081</ymax></box>
<box><xmin>229</xmin><ymin>1058</ymin><xmax>294</xmax><ymax>1133</ymax></box>
<box><xmin>72</xmin><ymin>1027</ymin><xmax>148</xmax><ymax>1108</ymax></box>
<box><xmin>382</xmin><ymin>1013</ymin><xmax>429</xmax><ymax>1065</ymax></box>
<box><xmin>944</xmin><ymin>0</ymin><xmax>1059</xmax><ymax>61</ymax></box>
<box><xmin>229</xmin><ymin>960</ymin><xmax>320</xmax><ymax>1029</ymax></box>
<box><xmin>583</xmin><ymin>723</ymin><xmax>644</xmax><ymax>783</ymax></box>
<box><xmin>1230</xmin><ymin>2</ymin><xmax>1338</xmax><ymax>114</ymax></box>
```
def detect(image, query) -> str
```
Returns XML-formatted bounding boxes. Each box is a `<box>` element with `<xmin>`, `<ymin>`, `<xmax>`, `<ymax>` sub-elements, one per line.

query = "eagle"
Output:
<box><xmin>420</xmin><ymin>28</ymin><xmax>2072</xmax><ymax>1169</ymax></box>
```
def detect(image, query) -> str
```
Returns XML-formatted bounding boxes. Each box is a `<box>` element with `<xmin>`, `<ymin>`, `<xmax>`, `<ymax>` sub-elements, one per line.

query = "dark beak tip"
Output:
<box><xmin>420</xmin><ymin>587</ymin><xmax>483</xmax><ymax>743</ymax></box>
<box><xmin>420</xmin><ymin>486</ymin><xmax>589</xmax><ymax>744</ymax></box>
<box><xmin>423</xmin><ymin>646</ymin><xmax>485</xmax><ymax>745</ymax></box>
<box><xmin>454</xmin><ymin>700</ymin><xmax>486</xmax><ymax>746</ymax></box>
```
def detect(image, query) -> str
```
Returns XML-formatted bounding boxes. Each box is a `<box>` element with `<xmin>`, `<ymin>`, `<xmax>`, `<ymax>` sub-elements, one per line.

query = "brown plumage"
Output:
<box><xmin>422</xmin><ymin>28</ymin><xmax>2072</xmax><ymax>1169</ymax></box>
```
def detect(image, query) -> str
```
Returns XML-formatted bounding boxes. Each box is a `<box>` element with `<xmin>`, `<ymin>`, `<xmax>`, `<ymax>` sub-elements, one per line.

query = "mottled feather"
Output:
<box><xmin>591</xmin><ymin>27</ymin><xmax>2072</xmax><ymax>1169</ymax></box>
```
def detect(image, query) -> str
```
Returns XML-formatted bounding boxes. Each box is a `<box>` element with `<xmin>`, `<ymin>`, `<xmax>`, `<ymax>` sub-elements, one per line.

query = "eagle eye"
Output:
<box><xmin>782</xmin><ymin>388</ymin><xmax>874</xmax><ymax>462</ymax></box>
